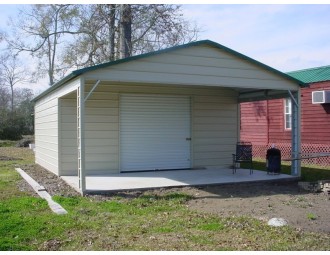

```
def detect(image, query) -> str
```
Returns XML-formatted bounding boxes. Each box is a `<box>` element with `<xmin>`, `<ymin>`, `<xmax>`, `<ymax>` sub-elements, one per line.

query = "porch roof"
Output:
<box><xmin>32</xmin><ymin>40</ymin><xmax>306</xmax><ymax>103</ymax></box>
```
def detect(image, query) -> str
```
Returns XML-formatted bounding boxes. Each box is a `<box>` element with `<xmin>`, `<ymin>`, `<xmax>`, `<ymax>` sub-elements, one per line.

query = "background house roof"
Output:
<box><xmin>287</xmin><ymin>65</ymin><xmax>330</xmax><ymax>84</ymax></box>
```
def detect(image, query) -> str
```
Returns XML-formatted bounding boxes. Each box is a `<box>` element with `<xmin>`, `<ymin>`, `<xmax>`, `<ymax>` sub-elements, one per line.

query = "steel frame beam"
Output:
<box><xmin>290</xmin><ymin>90</ymin><xmax>301</xmax><ymax>176</ymax></box>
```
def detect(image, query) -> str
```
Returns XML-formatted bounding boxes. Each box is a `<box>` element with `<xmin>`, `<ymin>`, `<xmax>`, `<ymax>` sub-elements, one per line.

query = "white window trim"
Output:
<box><xmin>284</xmin><ymin>98</ymin><xmax>292</xmax><ymax>130</ymax></box>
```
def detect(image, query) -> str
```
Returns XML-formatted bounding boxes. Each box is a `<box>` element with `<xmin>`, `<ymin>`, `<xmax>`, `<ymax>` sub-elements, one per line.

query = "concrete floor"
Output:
<box><xmin>61</xmin><ymin>168</ymin><xmax>298</xmax><ymax>194</ymax></box>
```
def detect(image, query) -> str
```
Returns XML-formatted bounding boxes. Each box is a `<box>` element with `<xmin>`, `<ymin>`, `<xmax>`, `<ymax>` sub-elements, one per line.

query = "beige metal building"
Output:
<box><xmin>33</xmin><ymin>40</ymin><xmax>304</xmax><ymax>194</ymax></box>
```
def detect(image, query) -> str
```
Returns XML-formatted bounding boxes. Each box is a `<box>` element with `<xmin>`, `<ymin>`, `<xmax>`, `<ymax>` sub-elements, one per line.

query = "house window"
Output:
<box><xmin>284</xmin><ymin>98</ymin><xmax>292</xmax><ymax>130</ymax></box>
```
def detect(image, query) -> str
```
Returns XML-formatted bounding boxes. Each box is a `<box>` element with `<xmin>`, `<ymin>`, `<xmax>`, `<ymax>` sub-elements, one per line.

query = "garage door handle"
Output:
<box><xmin>186</xmin><ymin>138</ymin><xmax>191</xmax><ymax>141</ymax></box>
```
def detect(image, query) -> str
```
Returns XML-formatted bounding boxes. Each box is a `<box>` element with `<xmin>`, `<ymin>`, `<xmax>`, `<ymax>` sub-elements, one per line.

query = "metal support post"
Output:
<box><xmin>77</xmin><ymin>77</ymin><xmax>86</xmax><ymax>194</ymax></box>
<box><xmin>290</xmin><ymin>90</ymin><xmax>301</xmax><ymax>176</ymax></box>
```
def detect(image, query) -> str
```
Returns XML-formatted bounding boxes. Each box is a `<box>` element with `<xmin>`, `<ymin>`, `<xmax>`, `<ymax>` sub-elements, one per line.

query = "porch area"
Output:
<box><xmin>61</xmin><ymin>168</ymin><xmax>298</xmax><ymax>194</ymax></box>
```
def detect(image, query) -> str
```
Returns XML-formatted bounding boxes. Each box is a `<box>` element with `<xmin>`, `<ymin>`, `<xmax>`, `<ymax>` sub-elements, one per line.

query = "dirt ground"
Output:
<box><xmin>19</xmin><ymin>164</ymin><xmax>330</xmax><ymax>234</ymax></box>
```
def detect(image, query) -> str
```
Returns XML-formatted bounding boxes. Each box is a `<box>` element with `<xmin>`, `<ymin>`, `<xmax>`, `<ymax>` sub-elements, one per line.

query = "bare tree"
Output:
<box><xmin>0</xmin><ymin>54</ymin><xmax>29</xmax><ymax>116</ymax></box>
<box><xmin>7</xmin><ymin>4</ymin><xmax>80</xmax><ymax>85</ymax></box>
<box><xmin>15</xmin><ymin>88</ymin><xmax>35</xmax><ymax>134</ymax></box>
<box><xmin>63</xmin><ymin>4</ymin><xmax>199</xmax><ymax>68</ymax></box>
<box><xmin>62</xmin><ymin>4</ymin><xmax>119</xmax><ymax>68</ymax></box>
<box><xmin>131</xmin><ymin>5</ymin><xmax>199</xmax><ymax>55</ymax></box>
<box><xmin>0</xmin><ymin>85</ymin><xmax>35</xmax><ymax>139</ymax></box>
<box><xmin>0</xmin><ymin>85</ymin><xmax>10</xmax><ymax>114</ymax></box>
<box><xmin>6</xmin><ymin>4</ymin><xmax>199</xmax><ymax>84</ymax></box>
<box><xmin>0</xmin><ymin>85</ymin><xmax>11</xmax><ymax>138</ymax></box>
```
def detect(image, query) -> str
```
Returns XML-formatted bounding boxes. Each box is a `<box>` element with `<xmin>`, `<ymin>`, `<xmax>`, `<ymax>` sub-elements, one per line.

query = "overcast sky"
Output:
<box><xmin>0</xmin><ymin>4</ymin><xmax>329</xmax><ymax>93</ymax></box>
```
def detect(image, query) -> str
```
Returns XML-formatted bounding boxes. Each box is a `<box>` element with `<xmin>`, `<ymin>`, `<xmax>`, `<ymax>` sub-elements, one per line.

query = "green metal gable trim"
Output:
<box><xmin>287</xmin><ymin>65</ymin><xmax>330</xmax><ymax>84</ymax></box>
<box><xmin>32</xmin><ymin>39</ymin><xmax>306</xmax><ymax>102</ymax></box>
<box><xmin>31</xmin><ymin>73</ymin><xmax>77</xmax><ymax>102</ymax></box>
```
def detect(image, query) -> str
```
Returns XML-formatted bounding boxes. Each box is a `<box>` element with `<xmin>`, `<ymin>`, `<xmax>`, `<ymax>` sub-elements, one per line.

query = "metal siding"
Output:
<box><xmin>193</xmin><ymin>94</ymin><xmax>238</xmax><ymax>168</ymax></box>
<box><xmin>50</xmin><ymin>82</ymin><xmax>240</xmax><ymax>175</ymax></box>
<box><xmin>34</xmin><ymin>78</ymin><xmax>80</xmax><ymax>175</ymax></box>
<box><xmin>34</xmin><ymin>97</ymin><xmax>59</xmax><ymax>175</ymax></box>
<box><xmin>59</xmin><ymin>95</ymin><xmax>77</xmax><ymax>176</ymax></box>
<box><xmin>110</xmin><ymin>61</ymin><xmax>284</xmax><ymax>81</ymax></box>
<box><xmin>85</xmin><ymin>91</ymin><xmax>119</xmax><ymax>175</ymax></box>
<box><xmin>120</xmin><ymin>94</ymin><xmax>191</xmax><ymax>171</ymax></box>
<box><xmin>86</xmin><ymin>69</ymin><xmax>297</xmax><ymax>90</ymax></box>
<box><xmin>85</xmin><ymin>46</ymin><xmax>299</xmax><ymax>91</ymax></box>
<box><xmin>59</xmin><ymin>91</ymin><xmax>120</xmax><ymax>176</ymax></box>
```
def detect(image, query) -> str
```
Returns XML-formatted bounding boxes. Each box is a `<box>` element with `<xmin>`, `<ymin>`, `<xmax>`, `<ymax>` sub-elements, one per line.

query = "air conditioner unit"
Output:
<box><xmin>312</xmin><ymin>90</ymin><xmax>330</xmax><ymax>104</ymax></box>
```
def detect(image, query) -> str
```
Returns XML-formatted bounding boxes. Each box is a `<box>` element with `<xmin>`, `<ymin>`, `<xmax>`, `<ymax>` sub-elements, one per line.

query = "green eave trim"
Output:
<box><xmin>31</xmin><ymin>73</ymin><xmax>77</xmax><ymax>102</ymax></box>
<box><xmin>32</xmin><ymin>39</ymin><xmax>306</xmax><ymax>102</ymax></box>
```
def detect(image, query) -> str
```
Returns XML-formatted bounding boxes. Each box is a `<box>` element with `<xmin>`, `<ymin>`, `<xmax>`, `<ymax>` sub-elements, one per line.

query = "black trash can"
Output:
<box><xmin>266</xmin><ymin>147</ymin><xmax>281</xmax><ymax>175</ymax></box>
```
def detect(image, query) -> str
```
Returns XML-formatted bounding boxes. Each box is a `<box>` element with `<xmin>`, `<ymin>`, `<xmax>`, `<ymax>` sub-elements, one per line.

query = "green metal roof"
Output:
<box><xmin>287</xmin><ymin>65</ymin><xmax>330</xmax><ymax>84</ymax></box>
<box><xmin>33</xmin><ymin>39</ymin><xmax>306</xmax><ymax>102</ymax></box>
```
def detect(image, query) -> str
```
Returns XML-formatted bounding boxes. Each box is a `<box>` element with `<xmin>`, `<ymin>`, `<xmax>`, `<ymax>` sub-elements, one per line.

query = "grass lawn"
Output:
<box><xmin>242</xmin><ymin>160</ymin><xmax>330</xmax><ymax>182</ymax></box>
<box><xmin>0</xmin><ymin>140</ymin><xmax>17</xmax><ymax>147</ymax></box>
<box><xmin>0</xmin><ymin>147</ymin><xmax>330</xmax><ymax>251</ymax></box>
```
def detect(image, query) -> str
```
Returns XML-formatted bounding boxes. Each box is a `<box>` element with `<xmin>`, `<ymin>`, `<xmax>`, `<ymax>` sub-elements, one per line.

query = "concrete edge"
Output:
<box><xmin>60</xmin><ymin>176</ymin><xmax>84</xmax><ymax>196</ymax></box>
<box><xmin>82</xmin><ymin>176</ymin><xmax>301</xmax><ymax>195</ymax></box>
<box><xmin>15</xmin><ymin>168</ymin><xmax>68</xmax><ymax>215</ymax></box>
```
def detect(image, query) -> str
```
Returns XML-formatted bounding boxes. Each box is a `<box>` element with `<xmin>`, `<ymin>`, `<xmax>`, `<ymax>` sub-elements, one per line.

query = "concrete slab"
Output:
<box><xmin>16</xmin><ymin>168</ymin><xmax>68</xmax><ymax>214</ymax></box>
<box><xmin>61</xmin><ymin>168</ymin><xmax>298</xmax><ymax>194</ymax></box>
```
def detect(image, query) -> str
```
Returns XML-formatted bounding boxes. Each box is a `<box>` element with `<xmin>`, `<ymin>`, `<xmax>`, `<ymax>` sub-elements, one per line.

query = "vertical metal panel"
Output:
<box><xmin>192</xmin><ymin>95</ymin><xmax>238</xmax><ymax>168</ymax></box>
<box><xmin>34</xmin><ymin>97</ymin><xmax>59</xmax><ymax>175</ymax></box>
<box><xmin>120</xmin><ymin>94</ymin><xmax>191</xmax><ymax>172</ymax></box>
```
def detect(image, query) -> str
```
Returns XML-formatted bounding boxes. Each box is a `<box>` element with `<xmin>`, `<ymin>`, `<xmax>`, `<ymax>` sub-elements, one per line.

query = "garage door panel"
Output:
<box><xmin>120</xmin><ymin>94</ymin><xmax>191</xmax><ymax>172</ymax></box>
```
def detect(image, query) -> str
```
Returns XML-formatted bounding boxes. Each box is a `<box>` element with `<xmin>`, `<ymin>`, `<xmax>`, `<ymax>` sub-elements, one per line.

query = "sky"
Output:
<box><xmin>181</xmin><ymin>4</ymin><xmax>330</xmax><ymax>72</ymax></box>
<box><xmin>0</xmin><ymin>3</ymin><xmax>330</xmax><ymax>93</ymax></box>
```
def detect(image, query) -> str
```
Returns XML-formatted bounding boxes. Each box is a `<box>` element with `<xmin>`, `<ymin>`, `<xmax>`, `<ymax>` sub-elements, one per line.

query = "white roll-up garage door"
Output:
<box><xmin>120</xmin><ymin>94</ymin><xmax>191</xmax><ymax>172</ymax></box>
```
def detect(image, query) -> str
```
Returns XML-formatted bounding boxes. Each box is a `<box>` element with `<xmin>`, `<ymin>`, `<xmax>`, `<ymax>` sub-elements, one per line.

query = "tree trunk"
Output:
<box><xmin>47</xmin><ymin>35</ymin><xmax>55</xmax><ymax>85</ymax></box>
<box><xmin>108</xmin><ymin>4</ymin><xmax>116</xmax><ymax>61</ymax></box>
<box><xmin>9</xmin><ymin>82</ymin><xmax>15</xmax><ymax>123</ymax></box>
<box><xmin>119</xmin><ymin>4</ymin><xmax>132</xmax><ymax>59</ymax></box>
<box><xmin>10</xmin><ymin>84</ymin><xmax>14</xmax><ymax>115</ymax></box>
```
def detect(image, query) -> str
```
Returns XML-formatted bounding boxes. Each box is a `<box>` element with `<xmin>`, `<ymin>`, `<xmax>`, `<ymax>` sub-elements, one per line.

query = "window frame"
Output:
<box><xmin>284</xmin><ymin>98</ymin><xmax>292</xmax><ymax>130</ymax></box>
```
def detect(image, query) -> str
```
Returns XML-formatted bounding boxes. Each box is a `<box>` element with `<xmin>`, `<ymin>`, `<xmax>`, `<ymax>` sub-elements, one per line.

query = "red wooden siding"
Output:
<box><xmin>241</xmin><ymin>80</ymin><xmax>330</xmax><ymax>145</ymax></box>
<box><xmin>268</xmin><ymin>99</ymin><xmax>291</xmax><ymax>143</ymax></box>
<box><xmin>240</xmin><ymin>81</ymin><xmax>330</xmax><ymax>166</ymax></box>
<box><xmin>301</xmin><ymin>81</ymin><xmax>330</xmax><ymax>144</ymax></box>
<box><xmin>240</xmin><ymin>101</ymin><xmax>268</xmax><ymax>144</ymax></box>
<box><xmin>241</xmin><ymin>99</ymin><xmax>291</xmax><ymax>144</ymax></box>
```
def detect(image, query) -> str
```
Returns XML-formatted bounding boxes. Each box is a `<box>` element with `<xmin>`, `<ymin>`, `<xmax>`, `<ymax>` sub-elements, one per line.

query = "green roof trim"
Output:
<box><xmin>32</xmin><ymin>39</ymin><xmax>306</xmax><ymax>102</ymax></box>
<box><xmin>286</xmin><ymin>65</ymin><xmax>330</xmax><ymax>84</ymax></box>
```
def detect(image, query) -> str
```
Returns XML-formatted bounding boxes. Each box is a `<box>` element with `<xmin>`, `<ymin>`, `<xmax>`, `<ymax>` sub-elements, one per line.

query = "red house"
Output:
<box><xmin>240</xmin><ymin>65</ymin><xmax>330</xmax><ymax>167</ymax></box>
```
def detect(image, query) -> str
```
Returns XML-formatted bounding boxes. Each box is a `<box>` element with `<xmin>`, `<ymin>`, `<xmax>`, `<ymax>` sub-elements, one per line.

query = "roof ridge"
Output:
<box><xmin>287</xmin><ymin>65</ymin><xmax>330</xmax><ymax>74</ymax></box>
